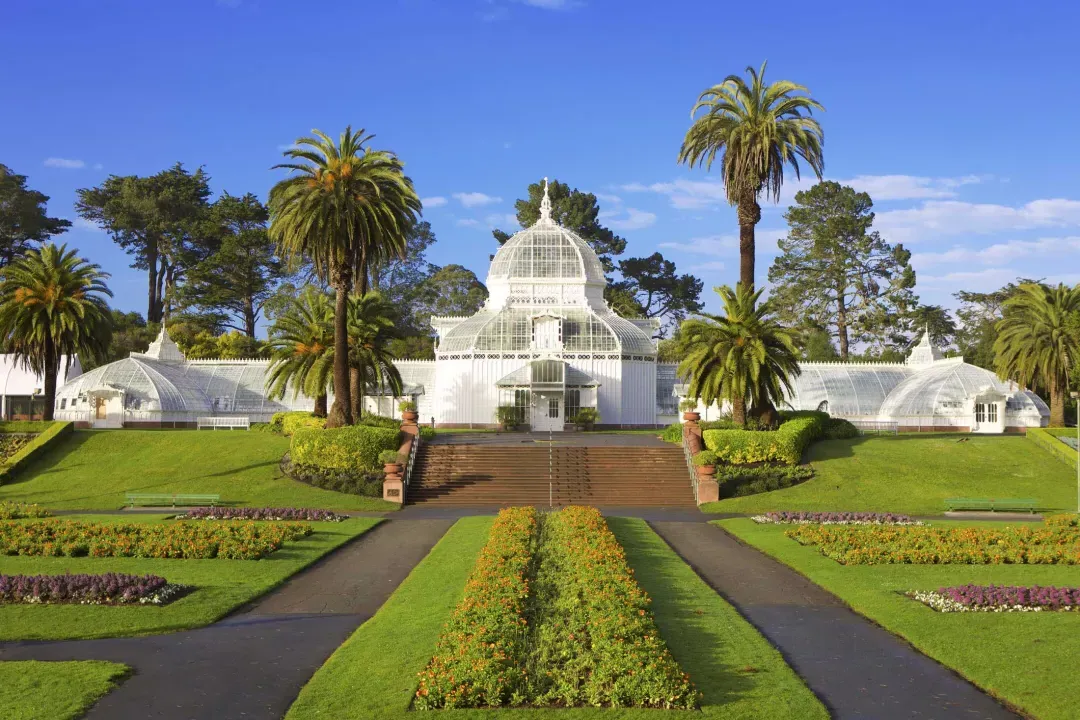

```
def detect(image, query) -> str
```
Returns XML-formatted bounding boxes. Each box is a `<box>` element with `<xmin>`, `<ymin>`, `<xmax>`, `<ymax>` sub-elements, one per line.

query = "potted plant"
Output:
<box><xmin>399</xmin><ymin>399</ymin><xmax>418</xmax><ymax>424</ymax></box>
<box><xmin>379</xmin><ymin>449</ymin><xmax>404</xmax><ymax>476</ymax></box>
<box><xmin>680</xmin><ymin>399</ymin><xmax>701</xmax><ymax>423</ymax></box>
<box><xmin>692</xmin><ymin>449</ymin><xmax>717</xmax><ymax>478</ymax></box>
<box><xmin>496</xmin><ymin>405</ymin><xmax>520</xmax><ymax>431</ymax></box>
<box><xmin>573</xmin><ymin>407</ymin><xmax>600</xmax><ymax>431</ymax></box>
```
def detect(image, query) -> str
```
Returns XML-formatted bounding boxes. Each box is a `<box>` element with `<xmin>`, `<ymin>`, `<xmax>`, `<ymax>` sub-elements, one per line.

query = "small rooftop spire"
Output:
<box><xmin>538</xmin><ymin>177</ymin><xmax>552</xmax><ymax>223</ymax></box>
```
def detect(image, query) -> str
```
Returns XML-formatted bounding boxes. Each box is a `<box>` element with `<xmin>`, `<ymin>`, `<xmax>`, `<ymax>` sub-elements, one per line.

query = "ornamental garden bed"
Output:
<box><xmin>907</xmin><ymin>585</ymin><xmax>1080</xmax><ymax>613</ymax></box>
<box><xmin>0</xmin><ymin>502</ymin><xmax>51</xmax><ymax>520</ymax></box>
<box><xmin>786</xmin><ymin>515</ymin><xmax>1080</xmax><ymax>565</ymax></box>
<box><xmin>0</xmin><ymin>572</ymin><xmax>188</xmax><ymax>606</ymax></box>
<box><xmin>0</xmin><ymin>519</ymin><xmax>313</xmax><ymax>560</ymax></box>
<box><xmin>752</xmin><ymin>511</ymin><xmax>923</xmax><ymax>526</ymax></box>
<box><xmin>177</xmin><ymin>507</ymin><xmax>349</xmax><ymax>522</ymax></box>
<box><xmin>415</xmin><ymin>506</ymin><xmax>699</xmax><ymax>710</ymax></box>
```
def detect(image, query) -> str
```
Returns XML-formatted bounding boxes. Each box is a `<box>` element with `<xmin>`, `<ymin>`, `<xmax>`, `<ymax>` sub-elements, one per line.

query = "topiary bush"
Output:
<box><xmin>290</xmin><ymin>425</ymin><xmax>401</xmax><ymax>474</ymax></box>
<box><xmin>715</xmin><ymin>464</ymin><xmax>815</xmax><ymax>498</ymax></box>
<box><xmin>825</xmin><ymin>418</ymin><xmax>860</xmax><ymax>440</ymax></box>
<box><xmin>702</xmin><ymin>411</ymin><xmax>827</xmax><ymax>466</ymax></box>
<box><xmin>273</xmin><ymin>412</ymin><xmax>326</xmax><ymax>436</ymax></box>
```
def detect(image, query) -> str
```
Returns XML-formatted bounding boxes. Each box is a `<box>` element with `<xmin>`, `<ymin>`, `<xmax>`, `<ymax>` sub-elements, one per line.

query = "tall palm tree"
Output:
<box><xmin>678</xmin><ymin>62</ymin><xmax>824</xmax><ymax>293</ymax></box>
<box><xmin>0</xmin><ymin>244</ymin><xmax>112</xmax><ymax>420</ymax></box>
<box><xmin>347</xmin><ymin>292</ymin><xmax>404</xmax><ymax>420</ymax></box>
<box><xmin>677</xmin><ymin>284</ymin><xmax>800</xmax><ymax>426</ymax></box>
<box><xmin>269</xmin><ymin>126</ymin><xmax>419</xmax><ymax>427</ymax></box>
<box><xmin>265</xmin><ymin>288</ymin><xmax>335</xmax><ymax>417</ymax></box>
<box><xmin>994</xmin><ymin>282</ymin><xmax>1080</xmax><ymax>427</ymax></box>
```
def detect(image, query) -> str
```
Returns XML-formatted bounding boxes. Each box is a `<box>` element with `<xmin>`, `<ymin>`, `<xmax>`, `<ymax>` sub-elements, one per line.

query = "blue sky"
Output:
<box><xmin>3</xmin><ymin>0</ymin><xmax>1079</xmax><ymax>334</ymax></box>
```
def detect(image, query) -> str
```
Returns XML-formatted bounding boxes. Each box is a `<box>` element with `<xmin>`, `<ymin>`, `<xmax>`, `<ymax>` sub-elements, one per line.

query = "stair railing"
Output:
<box><xmin>681</xmin><ymin>429</ymin><xmax>699</xmax><ymax>504</ymax></box>
<box><xmin>402</xmin><ymin>432</ymin><xmax>421</xmax><ymax>504</ymax></box>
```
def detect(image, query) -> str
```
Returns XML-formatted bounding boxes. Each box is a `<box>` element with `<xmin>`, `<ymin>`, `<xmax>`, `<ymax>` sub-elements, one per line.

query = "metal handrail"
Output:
<box><xmin>681</xmin><ymin>429</ymin><xmax>699</xmax><ymax>504</ymax></box>
<box><xmin>402</xmin><ymin>432</ymin><xmax>421</xmax><ymax>504</ymax></box>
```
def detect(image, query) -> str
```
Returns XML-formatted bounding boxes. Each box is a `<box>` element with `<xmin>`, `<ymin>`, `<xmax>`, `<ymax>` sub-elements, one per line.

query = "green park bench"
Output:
<box><xmin>944</xmin><ymin>497</ymin><xmax>1038</xmax><ymax>513</ymax></box>
<box><xmin>126</xmin><ymin>493</ymin><xmax>221</xmax><ymax>508</ymax></box>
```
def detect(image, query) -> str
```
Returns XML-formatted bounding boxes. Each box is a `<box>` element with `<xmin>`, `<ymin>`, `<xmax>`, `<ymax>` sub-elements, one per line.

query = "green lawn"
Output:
<box><xmin>286</xmin><ymin>516</ymin><xmax>826</xmax><ymax>719</ymax></box>
<box><xmin>0</xmin><ymin>515</ymin><xmax>381</xmax><ymax>640</ymax></box>
<box><xmin>719</xmin><ymin>518</ymin><xmax>1080</xmax><ymax>720</ymax></box>
<box><xmin>0</xmin><ymin>660</ymin><xmax>129</xmax><ymax>720</ymax></box>
<box><xmin>701</xmin><ymin>434</ymin><xmax>1077</xmax><ymax>515</ymax></box>
<box><xmin>0</xmin><ymin>430</ymin><xmax>397</xmax><ymax>511</ymax></box>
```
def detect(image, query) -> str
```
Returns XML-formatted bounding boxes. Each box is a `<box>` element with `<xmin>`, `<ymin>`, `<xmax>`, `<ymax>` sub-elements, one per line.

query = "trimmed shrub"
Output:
<box><xmin>0</xmin><ymin>502</ymin><xmax>52</xmax><ymax>520</ymax></box>
<box><xmin>290</xmin><ymin>425</ymin><xmax>400</xmax><ymax>474</ymax></box>
<box><xmin>699</xmin><ymin>418</ymin><xmax>741</xmax><ymax>431</ymax></box>
<box><xmin>715</xmin><ymin>464</ymin><xmax>814</xmax><ymax>498</ymax></box>
<box><xmin>661</xmin><ymin>423</ymin><xmax>683</xmax><ymax>444</ymax></box>
<box><xmin>702</xmin><ymin>412</ymin><xmax>826</xmax><ymax>466</ymax></box>
<box><xmin>825</xmin><ymin>418</ymin><xmax>860</xmax><ymax>440</ymax></box>
<box><xmin>1029</xmin><ymin>428</ymin><xmax>1078</xmax><ymax>470</ymax></box>
<box><xmin>0</xmin><ymin>421</ymin><xmax>73</xmax><ymax>484</ymax></box>
<box><xmin>357</xmin><ymin>413</ymin><xmax>400</xmax><ymax>430</ymax></box>
<box><xmin>274</xmin><ymin>412</ymin><xmax>326</xmax><ymax>437</ymax></box>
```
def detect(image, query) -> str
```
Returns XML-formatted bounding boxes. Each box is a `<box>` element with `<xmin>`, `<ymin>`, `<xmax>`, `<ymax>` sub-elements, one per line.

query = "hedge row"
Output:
<box><xmin>290</xmin><ymin>425</ymin><xmax>401</xmax><ymax>474</ymax></box>
<box><xmin>702</xmin><ymin>411</ymin><xmax>827</xmax><ymax>466</ymax></box>
<box><xmin>271</xmin><ymin>412</ymin><xmax>327</xmax><ymax>436</ymax></box>
<box><xmin>0</xmin><ymin>421</ymin><xmax>74</xmax><ymax>484</ymax></box>
<box><xmin>1028</xmin><ymin>428</ymin><xmax>1078</xmax><ymax>470</ymax></box>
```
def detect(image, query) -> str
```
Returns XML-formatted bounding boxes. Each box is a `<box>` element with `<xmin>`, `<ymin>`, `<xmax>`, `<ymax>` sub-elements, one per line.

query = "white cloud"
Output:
<box><xmin>911</xmin><ymin>236</ymin><xmax>1080</xmax><ymax>268</ymax></box>
<box><xmin>660</xmin><ymin>234</ymin><xmax>737</xmax><ymax>256</ymax></box>
<box><xmin>876</xmin><ymin>199</ymin><xmax>1080</xmax><ymax>244</ymax></box>
<box><xmin>608</xmin><ymin>208</ymin><xmax>656</xmax><ymax>231</ymax></box>
<box><xmin>842</xmin><ymin>174</ymin><xmax>988</xmax><ymax>201</ymax></box>
<box><xmin>422</xmin><ymin>196</ymin><xmax>448</xmax><ymax>208</ymax></box>
<box><xmin>72</xmin><ymin>218</ymin><xmax>102</xmax><ymax>232</ymax></box>
<box><xmin>622</xmin><ymin>179</ymin><xmax>727</xmax><ymax>209</ymax></box>
<box><xmin>44</xmin><ymin>158</ymin><xmax>85</xmax><ymax>169</ymax></box>
<box><xmin>918</xmin><ymin>267</ymin><xmax>1016</xmax><ymax>290</ymax></box>
<box><xmin>485</xmin><ymin>213</ymin><xmax>519</xmax><ymax>228</ymax></box>
<box><xmin>594</xmin><ymin>192</ymin><xmax>622</xmax><ymax>206</ymax></box>
<box><xmin>453</xmin><ymin>192</ymin><xmax>502</xmax><ymax>208</ymax></box>
<box><xmin>455</xmin><ymin>218</ymin><xmax>481</xmax><ymax>227</ymax></box>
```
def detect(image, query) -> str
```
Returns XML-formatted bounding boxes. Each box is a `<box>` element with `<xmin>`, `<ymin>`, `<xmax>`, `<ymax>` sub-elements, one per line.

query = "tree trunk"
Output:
<box><xmin>314</xmin><ymin>394</ymin><xmax>327</xmax><ymax>418</ymax></box>
<box><xmin>736</xmin><ymin>194</ymin><xmax>762</xmax><ymax>294</ymax></box>
<box><xmin>349</xmin><ymin>259</ymin><xmax>370</xmax><ymax>424</ymax></box>
<box><xmin>327</xmin><ymin>264</ymin><xmax>353</xmax><ymax>428</ymax></box>
<box><xmin>731</xmin><ymin>396</ymin><xmax>747</xmax><ymax>426</ymax></box>
<box><xmin>43</xmin><ymin>335</ymin><xmax>57</xmax><ymax>422</ymax></box>
<box><xmin>1049</xmin><ymin>379</ymin><xmax>1066</xmax><ymax>428</ymax></box>
<box><xmin>147</xmin><ymin>245</ymin><xmax>159</xmax><ymax>323</ymax></box>
<box><xmin>244</xmin><ymin>297</ymin><xmax>256</xmax><ymax>338</ymax></box>
<box><xmin>837</xmin><ymin>291</ymin><xmax>850</xmax><ymax>360</ymax></box>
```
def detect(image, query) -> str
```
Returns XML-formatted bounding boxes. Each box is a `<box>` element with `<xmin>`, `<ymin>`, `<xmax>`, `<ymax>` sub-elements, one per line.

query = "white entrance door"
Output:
<box><xmin>532</xmin><ymin>393</ymin><xmax>564</xmax><ymax>432</ymax></box>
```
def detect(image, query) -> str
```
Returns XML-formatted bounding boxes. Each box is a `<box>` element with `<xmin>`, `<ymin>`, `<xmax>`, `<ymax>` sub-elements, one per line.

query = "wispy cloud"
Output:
<box><xmin>844</xmin><ymin>174</ymin><xmax>990</xmax><ymax>201</ymax></box>
<box><xmin>485</xmin><ymin>213</ymin><xmax>519</xmax><ymax>229</ymax></box>
<box><xmin>911</xmin><ymin>236</ymin><xmax>1080</xmax><ymax>268</ymax></box>
<box><xmin>456</xmin><ymin>218</ymin><xmax>481</xmax><ymax>227</ymax></box>
<box><xmin>876</xmin><ymin>198</ymin><xmax>1080</xmax><ymax>244</ymax></box>
<box><xmin>660</xmin><ymin>228</ymin><xmax>786</xmax><ymax>256</ymax></box>
<box><xmin>72</xmin><ymin>218</ymin><xmax>101</xmax><ymax>232</ymax></box>
<box><xmin>608</xmin><ymin>208</ymin><xmax>656</xmax><ymax>231</ymax></box>
<box><xmin>594</xmin><ymin>192</ymin><xmax>622</xmax><ymax>206</ymax></box>
<box><xmin>44</xmin><ymin>158</ymin><xmax>85</xmax><ymax>169</ymax></box>
<box><xmin>422</xmin><ymin>196</ymin><xmax>448</xmax><ymax>208</ymax></box>
<box><xmin>453</xmin><ymin>191</ymin><xmax>502</xmax><ymax>208</ymax></box>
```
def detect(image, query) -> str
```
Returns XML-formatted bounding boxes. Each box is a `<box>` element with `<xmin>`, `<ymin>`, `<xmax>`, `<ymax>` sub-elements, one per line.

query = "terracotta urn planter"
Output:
<box><xmin>383</xmin><ymin>462</ymin><xmax>403</xmax><ymax>476</ymax></box>
<box><xmin>683</xmin><ymin>411</ymin><xmax>701</xmax><ymax>422</ymax></box>
<box><xmin>695</xmin><ymin>464</ymin><xmax>716</xmax><ymax>478</ymax></box>
<box><xmin>401</xmin><ymin>410</ymin><xmax>419</xmax><ymax>424</ymax></box>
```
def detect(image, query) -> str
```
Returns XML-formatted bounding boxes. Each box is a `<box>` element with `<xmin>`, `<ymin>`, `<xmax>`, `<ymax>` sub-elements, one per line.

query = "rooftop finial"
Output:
<box><xmin>539</xmin><ymin>177</ymin><xmax>552</xmax><ymax>223</ymax></box>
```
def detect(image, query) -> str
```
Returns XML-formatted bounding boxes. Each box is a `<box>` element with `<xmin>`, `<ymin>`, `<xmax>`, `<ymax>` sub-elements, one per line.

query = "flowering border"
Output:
<box><xmin>753</xmin><ymin>511</ymin><xmax>922</xmax><ymax>526</ymax></box>
<box><xmin>0</xmin><ymin>572</ymin><xmax>190</xmax><ymax>606</ymax></box>
<box><xmin>908</xmin><ymin>585</ymin><xmax>1080</xmax><ymax>613</ymax></box>
<box><xmin>177</xmin><ymin>507</ymin><xmax>348</xmax><ymax>522</ymax></box>
<box><xmin>0</xmin><ymin>502</ymin><xmax>52</xmax><ymax>520</ymax></box>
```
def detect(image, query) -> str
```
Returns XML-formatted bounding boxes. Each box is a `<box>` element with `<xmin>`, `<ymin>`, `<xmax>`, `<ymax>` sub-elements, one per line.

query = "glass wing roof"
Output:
<box><xmin>878</xmin><ymin>361</ymin><xmax>1045</xmax><ymax>418</ymax></box>
<box><xmin>786</xmin><ymin>364</ymin><xmax>914</xmax><ymax>416</ymax></box>
<box><xmin>438</xmin><ymin>307</ymin><xmax>655</xmax><ymax>355</ymax></box>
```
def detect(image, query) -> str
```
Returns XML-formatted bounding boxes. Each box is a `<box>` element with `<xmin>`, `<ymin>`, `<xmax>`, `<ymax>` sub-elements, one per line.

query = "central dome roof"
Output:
<box><xmin>487</xmin><ymin>180</ymin><xmax>607</xmax><ymax>286</ymax></box>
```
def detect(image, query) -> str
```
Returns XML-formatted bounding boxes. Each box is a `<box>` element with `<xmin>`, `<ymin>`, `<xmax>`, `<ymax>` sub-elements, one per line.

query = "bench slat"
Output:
<box><xmin>126</xmin><ymin>493</ymin><xmax>221</xmax><ymax>507</ymax></box>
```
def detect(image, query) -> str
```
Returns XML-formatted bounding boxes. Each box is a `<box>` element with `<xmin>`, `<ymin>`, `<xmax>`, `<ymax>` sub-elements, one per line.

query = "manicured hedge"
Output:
<box><xmin>0</xmin><ymin>421</ymin><xmax>74</xmax><ymax>484</ymax></box>
<box><xmin>290</xmin><ymin>425</ymin><xmax>400</xmax><ymax>474</ymax></box>
<box><xmin>702</xmin><ymin>411</ymin><xmax>827</xmax><ymax>466</ymax></box>
<box><xmin>272</xmin><ymin>412</ymin><xmax>327</xmax><ymax>436</ymax></box>
<box><xmin>1028</xmin><ymin>428</ymin><xmax>1078</xmax><ymax>470</ymax></box>
<box><xmin>356</xmin><ymin>413</ymin><xmax>399</xmax><ymax>429</ymax></box>
<box><xmin>715</xmin><ymin>464</ymin><xmax>814</xmax><ymax>497</ymax></box>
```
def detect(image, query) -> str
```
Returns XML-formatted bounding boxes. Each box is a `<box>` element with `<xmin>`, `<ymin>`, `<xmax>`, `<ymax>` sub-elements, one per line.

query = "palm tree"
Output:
<box><xmin>678</xmin><ymin>62</ymin><xmax>824</xmax><ymax>293</ymax></box>
<box><xmin>347</xmin><ymin>292</ymin><xmax>404</xmax><ymax>419</ymax></box>
<box><xmin>269</xmin><ymin>126</ymin><xmax>419</xmax><ymax>427</ymax></box>
<box><xmin>265</xmin><ymin>288</ymin><xmax>335</xmax><ymax>417</ymax></box>
<box><xmin>0</xmin><ymin>244</ymin><xmax>112</xmax><ymax>420</ymax></box>
<box><xmin>677</xmin><ymin>284</ymin><xmax>800</xmax><ymax>426</ymax></box>
<box><xmin>994</xmin><ymin>283</ymin><xmax>1080</xmax><ymax>427</ymax></box>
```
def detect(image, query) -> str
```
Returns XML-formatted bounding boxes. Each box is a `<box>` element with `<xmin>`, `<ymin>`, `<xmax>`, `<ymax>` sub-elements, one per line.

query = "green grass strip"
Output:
<box><xmin>0</xmin><ymin>660</ymin><xmax>129</xmax><ymax>720</ymax></box>
<box><xmin>287</xmin><ymin>516</ymin><xmax>826</xmax><ymax>719</ymax></box>
<box><xmin>719</xmin><ymin>517</ymin><xmax>1080</xmax><ymax>720</ymax></box>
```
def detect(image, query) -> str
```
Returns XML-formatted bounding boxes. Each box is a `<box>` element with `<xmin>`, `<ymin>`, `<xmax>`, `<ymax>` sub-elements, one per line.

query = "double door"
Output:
<box><xmin>532</xmin><ymin>393</ymin><xmax>563</xmax><ymax>432</ymax></box>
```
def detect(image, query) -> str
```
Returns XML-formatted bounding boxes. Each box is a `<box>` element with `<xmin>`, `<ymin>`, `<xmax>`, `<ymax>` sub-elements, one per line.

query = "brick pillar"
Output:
<box><xmin>383</xmin><ymin>434</ymin><xmax>413</xmax><ymax>504</ymax></box>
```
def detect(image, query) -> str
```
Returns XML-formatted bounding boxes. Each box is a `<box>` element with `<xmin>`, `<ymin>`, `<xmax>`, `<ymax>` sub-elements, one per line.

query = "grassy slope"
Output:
<box><xmin>719</xmin><ymin>518</ymin><xmax>1080</xmax><ymax>720</ymax></box>
<box><xmin>286</xmin><ymin>516</ymin><xmax>826</xmax><ymax>720</ymax></box>
<box><xmin>0</xmin><ymin>516</ymin><xmax>381</xmax><ymax>641</ymax></box>
<box><xmin>0</xmin><ymin>430</ymin><xmax>397</xmax><ymax>511</ymax></box>
<box><xmin>0</xmin><ymin>660</ymin><xmax>129</xmax><ymax>720</ymax></box>
<box><xmin>702</xmin><ymin>434</ymin><xmax>1077</xmax><ymax>515</ymax></box>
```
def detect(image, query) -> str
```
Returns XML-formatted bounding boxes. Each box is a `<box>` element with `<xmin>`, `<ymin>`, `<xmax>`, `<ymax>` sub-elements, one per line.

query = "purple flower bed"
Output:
<box><xmin>909</xmin><ymin>585</ymin><xmax>1080</xmax><ymax>613</ymax></box>
<box><xmin>752</xmin><ymin>511</ymin><xmax>922</xmax><ymax>526</ymax></box>
<box><xmin>177</xmin><ymin>507</ymin><xmax>348</xmax><ymax>522</ymax></box>
<box><xmin>0</xmin><ymin>572</ymin><xmax>188</xmax><ymax>606</ymax></box>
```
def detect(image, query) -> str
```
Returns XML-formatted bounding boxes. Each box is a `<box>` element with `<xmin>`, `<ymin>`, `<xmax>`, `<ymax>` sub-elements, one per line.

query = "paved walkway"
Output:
<box><xmin>651</xmin><ymin>522</ymin><xmax>1018</xmax><ymax>720</ymax></box>
<box><xmin>0</xmin><ymin>519</ymin><xmax>453</xmax><ymax>720</ymax></box>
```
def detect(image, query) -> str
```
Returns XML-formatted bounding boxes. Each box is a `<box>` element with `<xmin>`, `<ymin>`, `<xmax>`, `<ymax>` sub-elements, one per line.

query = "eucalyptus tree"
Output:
<box><xmin>679</xmin><ymin>63</ymin><xmax>824</xmax><ymax>293</ymax></box>
<box><xmin>0</xmin><ymin>244</ymin><xmax>112</xmax><ymax>420</ymax></box>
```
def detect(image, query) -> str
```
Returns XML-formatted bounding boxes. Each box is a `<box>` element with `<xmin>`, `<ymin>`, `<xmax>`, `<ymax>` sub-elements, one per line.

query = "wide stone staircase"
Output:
<box><xmin>406</xmin><ymin>444</ymin><xmax>696</xmax><ymax>506</ymax></box>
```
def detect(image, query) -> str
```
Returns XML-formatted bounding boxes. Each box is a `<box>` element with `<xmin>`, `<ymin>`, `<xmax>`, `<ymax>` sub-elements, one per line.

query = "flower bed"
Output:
<box><xmin>786</xmin><ymin>523</ymin><xmax>1080</xmax><ymax>565</ymax></box>
<box><xmin>0</xmin><ymin>520</ymin><xmax>312</xmax><ymax>560</ymax></box>
<box><xmin>908</xmin><ymin>585</ymin><xmax>1080</xmax><ymax>613</ymax></box>
<box><xmin>0</xmin><ymin>572</ymin><xmax>187</xmax><ymax>606</ymax></box>
<box><xmin>0</xmin><ymin>434</ymin><xmax>33</xmax><ymax>463</ymax></box>
<box><xmin>414</xmin><ymin>506</ymin><xmax>538</xmax><ymax>709</ymax></box>
<box><xmin>754</xmin><ymin>511</ymin><xmax>922</xmax><ymax>526</ymax></box>
<box><xmin>0</xmin><ymin>502</ymin><xmax>51</xmax><ymax>520</ymax></box>
<box><xmin>178</xmin><ymin>507</ymin><xmax>348</xmax><ymax>522</ymax></box>
<box><xmin>528</xmin><ymin>506</ymin><xmax>698</xmax><ymax>709</ymax></box>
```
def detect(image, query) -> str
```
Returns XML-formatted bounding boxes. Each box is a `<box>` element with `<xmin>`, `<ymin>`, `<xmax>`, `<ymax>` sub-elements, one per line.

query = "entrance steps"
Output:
<box><xmin>407</xmin><ymin>444</ymin><xmax>696</xmax><ymax>506</ymax></box>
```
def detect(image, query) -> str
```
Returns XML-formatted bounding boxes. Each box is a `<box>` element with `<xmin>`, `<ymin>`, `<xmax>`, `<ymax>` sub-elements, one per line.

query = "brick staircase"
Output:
<box><xmin>406</xmin><ymin>444</ymin><xmax>697</xmax><ymax>506</ymax></box>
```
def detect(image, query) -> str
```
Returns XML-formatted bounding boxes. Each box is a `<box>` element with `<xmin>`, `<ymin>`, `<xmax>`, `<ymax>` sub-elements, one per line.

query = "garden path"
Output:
<box><xmin>0</xmin><ymin>518</ymin><xmax>453</xmax><ymax>720</ymax></box>
<box><xmin>651</xmin><ymin>521</ymin><xmax>1019</xmax><ymax>720</ymax></box>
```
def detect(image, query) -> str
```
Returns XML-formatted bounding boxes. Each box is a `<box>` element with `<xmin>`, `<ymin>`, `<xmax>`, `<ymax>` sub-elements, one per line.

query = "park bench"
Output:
<box><xmin>197</xmin><ymin>416</ymin><xmax>250</xmax><ymax>430</ymax></box>
<box><xmin>944</xmin><ymin>497</ymin><xmax>1038</xmax><ymax>513</ymax></box>
<box><xmin>126</xmin><ymin>493</ymin><xmax>221</xmax><ymax>508</ymax></box>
